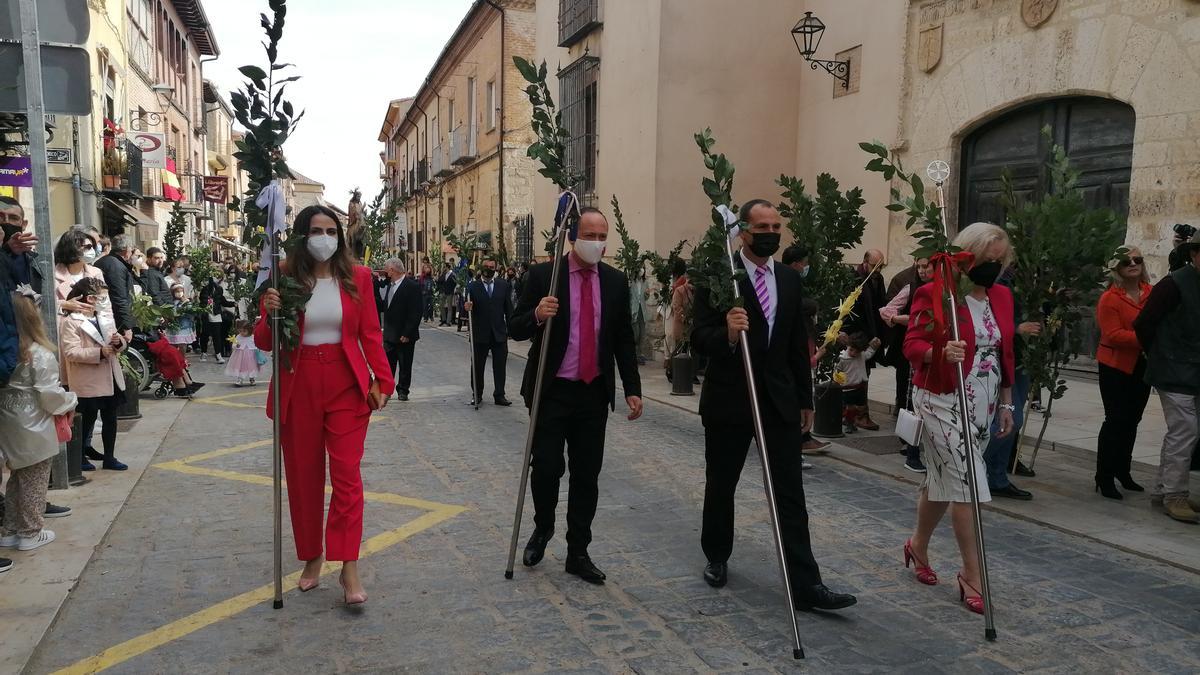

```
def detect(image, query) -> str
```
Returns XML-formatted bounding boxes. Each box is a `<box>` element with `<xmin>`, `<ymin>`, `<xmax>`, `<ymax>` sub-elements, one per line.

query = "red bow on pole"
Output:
<box><xmin>927</xmin><ymin>251</ymin><xmax>975</xmax><ymax>384</ymax></box>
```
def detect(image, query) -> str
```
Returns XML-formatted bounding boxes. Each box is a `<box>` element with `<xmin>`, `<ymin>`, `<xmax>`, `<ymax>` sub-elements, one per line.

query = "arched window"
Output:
<box><xmin>959</xmin><ymin>96</ymin><xmax>1135</xmax><ymax>228</ymax></box>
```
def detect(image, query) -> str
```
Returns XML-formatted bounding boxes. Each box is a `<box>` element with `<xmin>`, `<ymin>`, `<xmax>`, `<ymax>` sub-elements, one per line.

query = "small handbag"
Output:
<box><xmin>54</xmin><ymin>414</ymin><xmax>74</xmax><ymax>443</ymax></box>
<box><xmin>896</xmin><ymin>408</ymin><xmax>923</xmax><ymax>447</ymax></box>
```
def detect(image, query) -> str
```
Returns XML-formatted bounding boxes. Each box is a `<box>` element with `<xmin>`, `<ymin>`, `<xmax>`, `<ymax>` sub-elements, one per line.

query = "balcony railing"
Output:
<box><xmin>431</xmin><ymin>145</ymin><xmax>452</xmax><ymax>178</ymax></box>
<box><xmin>559</xmin><ymin>0</ymin><xmax>601</xmax><ymax>48</ymax></box>
<box><xmin>416</xmin><ymin>159</ymin><xmax>429</xmax><ymax>185</ymax></box>
<box><xmin>450</xmin><ymin>125</ymin><xmax>477</xmax><ymax>165</ymax></box>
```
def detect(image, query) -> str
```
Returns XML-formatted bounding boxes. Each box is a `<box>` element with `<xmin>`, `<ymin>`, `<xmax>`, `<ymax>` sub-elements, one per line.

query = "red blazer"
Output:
<box><xmin>1095</xmin><ymin>282</ymin><xmax>1151</xmax><ymax>375</ymax></box>
<box><xmin>254</xmin><ymin>265</ymin><xmax>395</xmax><ymax>423</ymax></box>
<box><xmin>903</xmin><ymin>282</ymin><xmax>1016</xmax><ymax>395</ymax></box>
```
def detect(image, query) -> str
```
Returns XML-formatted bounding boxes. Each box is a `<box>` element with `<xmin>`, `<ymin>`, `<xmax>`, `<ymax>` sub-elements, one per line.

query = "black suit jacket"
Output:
<box><xmin>378</xmin><ymin>276</ymin><xmax>422</xmax><ymax>343</ymax></box>
<box><xmin>466</xmin><ymin>277</ymin><xmax>512</xmax><ymax>344</ymax></box>
<box><xmin>94</xmin><ymin>253</ymin><xmax>137</xmax><ymax>332</ymax></box>
<box><xmin>142</xmin><ymin>267</ymin><xmax>173</xmax><ymax>305</ymax></box>
<box><xmin>691</xmin><ymin>257</ymin><xmax>814</xmax><ymax>427</ymax></box>
<box><xmin>510</xmin><ymin>257</ymin><xmax>642</xmax><ymax>410</ymax></box>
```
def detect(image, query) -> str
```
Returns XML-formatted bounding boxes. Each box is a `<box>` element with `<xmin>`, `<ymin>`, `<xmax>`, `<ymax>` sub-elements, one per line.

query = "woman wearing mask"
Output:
<box><xmin>52</xmin><ymin>227</ymin><xmax>105</xmax><ymax>316</ymax></box>
<box><xmin>902</xmin><ymin>222</ymin><xmax>1016</xmax><ymax>615</ymax></box>
<box><xmin>256</xmin><ymin>205</ymin><xmax>394</xmax><ymax>605</ymax></box>
<box><xmin>418</xmin><ymin>262</ymin><xmax>435</xmax><ymax>322</ymax></box>
<box><xmin>1094</xmin><ymin>248</ymin><xmax>1153</xmax><ymax>499</ymax></box>
<box><xmin>167</xmin><ymin>256</ymin><xmax>193</xmax><ymax>301</ymax></box>
<box><xmin>199</xmin><ymin>272</ymin><xmax>233</xmax><ymax>363</ymax></box>
<box><xmin>60</xmin><ymin>277</ymin><xmax>128</xmax><ymax>471</ymax></box>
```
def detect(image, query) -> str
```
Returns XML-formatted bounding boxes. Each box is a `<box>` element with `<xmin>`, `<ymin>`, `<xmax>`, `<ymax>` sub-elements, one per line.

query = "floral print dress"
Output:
<box><xmin>913</xmin><ymin>295</ymin><xmax>1001</xmax><ymax>503</ymax></box>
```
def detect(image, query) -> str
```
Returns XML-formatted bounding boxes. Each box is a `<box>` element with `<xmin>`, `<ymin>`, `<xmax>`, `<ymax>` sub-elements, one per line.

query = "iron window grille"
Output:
<box><xmin>559</xmin><ymin>55</ymin><xmax>599</xmax><ymax>202</ymax></box>
<box><xmin>559</xmin><ymin>0</ymin><xmax>601</xmax><ymax>48</ymax></box>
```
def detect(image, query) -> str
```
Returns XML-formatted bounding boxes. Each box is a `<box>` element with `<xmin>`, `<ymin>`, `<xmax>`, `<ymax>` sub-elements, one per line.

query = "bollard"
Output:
<box><xmin>670</xmin><ymin>352</ymin><xmax>695</xmax><ymax>396</ymax></box>
<box><xmin>811</xmin><ymin>382</ymin><xmax>845</xmax><ymax>439</ymax></box>
<box><xmin>67</xmin><ymin>414</ymin><xmax>88</xmax><ymax>486</ymax></box>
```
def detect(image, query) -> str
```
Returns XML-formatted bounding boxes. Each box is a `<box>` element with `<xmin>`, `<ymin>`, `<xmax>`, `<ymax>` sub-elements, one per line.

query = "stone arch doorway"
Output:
<box><xmin>959</xmin><ymin>96</ymin><xmax>1135</xmax><ymax>228</ymax></box>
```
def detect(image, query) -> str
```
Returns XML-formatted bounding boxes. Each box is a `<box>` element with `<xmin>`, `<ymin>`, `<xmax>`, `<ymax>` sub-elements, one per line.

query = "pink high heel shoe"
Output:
<box><xmin>339</xmin><ymin>571</ymin><xmax>367</xmax><ymax>605</ymax></box>
<box><xmin>957</xmin><ymin>573</ymin><xmax>984</xmax><ymax>615</ymax></box>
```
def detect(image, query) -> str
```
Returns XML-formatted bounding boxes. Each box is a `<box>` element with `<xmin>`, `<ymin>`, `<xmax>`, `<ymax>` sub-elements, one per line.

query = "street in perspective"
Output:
<box><xmin>2</xmin><ymin>1</ymin><xmax>1199</xmax><ymax>674</ymax></box>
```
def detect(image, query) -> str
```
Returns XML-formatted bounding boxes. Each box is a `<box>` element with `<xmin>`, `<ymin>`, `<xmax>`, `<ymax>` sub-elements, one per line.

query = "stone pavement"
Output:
<box><xmin>25</xmin><ymin>328</ymin><xmax>1200</xmax><ymax>674</ymax></box>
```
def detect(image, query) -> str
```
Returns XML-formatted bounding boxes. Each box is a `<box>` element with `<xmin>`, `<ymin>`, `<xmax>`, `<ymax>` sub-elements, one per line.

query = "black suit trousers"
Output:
<box><xmin>472</xmin><ymin>340</ymin><xmax>508</xmax><ymax>399</ymax></box>
<box><xmin>530</xmin><ymin>378</ymin><xmax>609</xmax><ymax>555</ymax></box>
<box><xmin>701</xmin><ymin>422</ymin><xmax>822</xmax><ymax>589</ymax></box>
<box><xmin>385</xmin><ymin>340</ymin><xmax>415</xmax><ymax>395</ymax></box>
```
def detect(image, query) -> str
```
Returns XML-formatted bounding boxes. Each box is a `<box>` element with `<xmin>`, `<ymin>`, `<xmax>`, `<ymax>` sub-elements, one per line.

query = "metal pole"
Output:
<box><xmin>19</xmin><ymin>0</ymin><xmax>69</xmax><ymax>490</ymax></box>
<box><xmin>931</xmin><ymin>167</ymin><xmax>996</xmax><ymax>641</ymax></box>
<box><xmin>504</xmin><ymin>196</ymin><xmax>575</xmax><ymax>580</ymax></box>
<box><xmin>722</xmin><ymin>229</ymin><xmax>804</xmax><ymax>661</ymax></box>
<box><xmin>465</xmin><ymin>284</ymin><xmax>478</xmax><ymax>410</ymax></box>
<box><xmin>269</xmin><ymin>227</ymin><xmax>283</xmax><ymax>610</ymax></box>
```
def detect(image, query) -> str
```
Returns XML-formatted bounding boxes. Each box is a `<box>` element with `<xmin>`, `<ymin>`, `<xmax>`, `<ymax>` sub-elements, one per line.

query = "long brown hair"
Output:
<box><xmin>288</xmin><ymin>205</ymin><xmax>359</xmax><ymax>301</ymax></box>
<box><xmin>11</xmin><ymin>291</ymin><xmax>55</xmax><ymax>363</ymax></box>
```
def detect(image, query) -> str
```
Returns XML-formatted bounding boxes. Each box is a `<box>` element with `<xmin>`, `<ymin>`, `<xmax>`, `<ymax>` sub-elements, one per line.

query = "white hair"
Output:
<box><xmin>384</xmin><ymin>257</ymin><xmax>406</xmax><ymax>274</ymax></box>
<box><xmin>953</xmin><ymin>222</ymin><xmax>1013</xmax><ymax>265</ymax></box>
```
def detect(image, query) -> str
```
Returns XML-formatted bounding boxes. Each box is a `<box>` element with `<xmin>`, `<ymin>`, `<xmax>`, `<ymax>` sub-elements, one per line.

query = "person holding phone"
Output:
<box><xmin>256</xmin><ymin>205</ymin><xmax>394</xmax><ymax>606</ymax></box>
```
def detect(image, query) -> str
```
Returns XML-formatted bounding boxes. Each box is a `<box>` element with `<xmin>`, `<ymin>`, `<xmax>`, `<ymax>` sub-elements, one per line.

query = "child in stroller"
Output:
<box><xmin>139</xmin><ymin>330</ymin><xmax>205</xmax><ymax>399</ymax></box>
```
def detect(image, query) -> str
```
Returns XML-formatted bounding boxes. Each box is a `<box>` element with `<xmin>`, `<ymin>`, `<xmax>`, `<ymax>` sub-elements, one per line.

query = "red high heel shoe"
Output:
<box><xmin>339</xmin><ymin>571</ymin><xmax>368</xmax><ymax>605</ymax></box>
<box><xmin>903</xmin><ymin>539</ymin><xmax>938</xmax><ymax>585</ymax></box>
<box><xmin>957</xmin><ymin>573</ymin><xmax>984</xmax><ymax>614</ymax></box>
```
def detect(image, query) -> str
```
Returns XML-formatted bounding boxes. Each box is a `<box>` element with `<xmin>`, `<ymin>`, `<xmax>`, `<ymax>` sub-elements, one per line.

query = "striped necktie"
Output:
<box><xmin>754</xmin><ymin>264</ymin><xmax>771</xmax><ymax>319</ymax></box>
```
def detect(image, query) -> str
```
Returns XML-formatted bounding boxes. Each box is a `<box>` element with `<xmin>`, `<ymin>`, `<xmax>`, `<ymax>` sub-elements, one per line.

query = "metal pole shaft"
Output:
<box><xmin>722</xmin><ymin>234</ymin><xmax>804</xmax><ymax>660</ymax></box>
<box><xmin>270</xmin><ymin>230</ymin><xmax>283</xmax><ymax>610</ymax></box>
<box><xmin>466</xmin><ymin>286</ymin><xmax>478</xmax><ymax>409</ymax></box>
<box><xmin>19</xmin><ymin>0</ymin><xmax>69</xmax><ymax>490</ymax></box>
<box><xmin>935</xmin><ymin>184</ymin><xmax>996</xmax><ymax>640</ymax></box>
<box><xmin>504</xmin><ymin>227</ymin><xmax>569</xmax><ymax>579</ymax></box>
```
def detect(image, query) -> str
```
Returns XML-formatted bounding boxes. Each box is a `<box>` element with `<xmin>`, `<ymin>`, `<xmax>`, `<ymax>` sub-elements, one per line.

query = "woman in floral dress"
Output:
<box><xmin>901</xmin><ymin>223</ymin><xmax>1017</xmax><ymax>615</ymax></box>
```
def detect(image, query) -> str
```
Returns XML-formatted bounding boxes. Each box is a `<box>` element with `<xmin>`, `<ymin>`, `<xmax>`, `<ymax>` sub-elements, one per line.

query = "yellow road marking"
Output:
<box><xmin>55</xmin><ymin>431</ymin><xmax>466</xmax><ymax>675</ymax></box>
<box><xmin>53</xmin><ymin>507</ymin><xmax>463</xmax><ymax>675</ymax></box>
<box><xmin>193</xmin><ymin>390</ymin><xmax>265</xmax><ymax>403</ymax></box>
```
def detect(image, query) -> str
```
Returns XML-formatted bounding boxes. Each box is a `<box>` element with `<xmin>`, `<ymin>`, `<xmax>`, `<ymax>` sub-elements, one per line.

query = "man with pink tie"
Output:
<box><xmin>509</xmin><ymin>207</ymin><xmax>644</xmax><ymax>585</ymax></box>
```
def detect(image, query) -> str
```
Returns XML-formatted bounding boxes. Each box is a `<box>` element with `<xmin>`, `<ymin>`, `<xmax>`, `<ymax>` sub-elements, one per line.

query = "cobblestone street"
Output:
<box><xmin>28</xmin><ymin>329</ymin><xmax>1200</xmax><ymax>674</ymax></box>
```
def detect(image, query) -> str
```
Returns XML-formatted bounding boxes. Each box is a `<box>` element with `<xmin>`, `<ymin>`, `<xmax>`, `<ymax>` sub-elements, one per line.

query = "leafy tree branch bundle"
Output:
<box><xmin>690</xmin><ymin>128</ymin><xmax>744</xmax><ymax>313</ymax></box>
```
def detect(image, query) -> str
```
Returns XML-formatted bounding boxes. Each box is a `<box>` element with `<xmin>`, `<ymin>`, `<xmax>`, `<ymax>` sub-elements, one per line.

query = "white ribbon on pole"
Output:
<box><xmin>715</xmin><ymin>204</ymin><xmax>740</xmax><ymax>243</ymax></box>
<box><xmin>255</xmin><ymin>179</ymin><xmax>288</xmax><ymax>288</ymax></box>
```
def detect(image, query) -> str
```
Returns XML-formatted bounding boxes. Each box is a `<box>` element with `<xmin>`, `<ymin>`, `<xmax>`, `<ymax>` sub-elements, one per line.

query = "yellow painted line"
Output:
<box><xmin>165</xmin><ymin>440</ymin><xmax>272</xmax><ymax>465</ymax></box>
<box><xmin>52</xmin><ymin>506</ymin><xmax>463</xmax><ymax>675</ymax></box>
<box><xmin>193</xmin><ymin>390</ymin><xmax>266</xmax><ymax>403</ymax></box>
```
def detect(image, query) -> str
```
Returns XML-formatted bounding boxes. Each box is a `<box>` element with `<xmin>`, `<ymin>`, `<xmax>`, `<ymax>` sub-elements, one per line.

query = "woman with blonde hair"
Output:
<box><xmin>1094</xmin><ymin>247</ymin><xmax>1153</xmax><ymax>499</ymax></box>
<box><xmin>0</xmin><ymin>287</ymin><xmax>78</xmax><ymax>552</ymax></box>
<box><xmin>901</xmin><ymin>222</ymin><xmax>1017</xmax><ymax>615</ymax></box>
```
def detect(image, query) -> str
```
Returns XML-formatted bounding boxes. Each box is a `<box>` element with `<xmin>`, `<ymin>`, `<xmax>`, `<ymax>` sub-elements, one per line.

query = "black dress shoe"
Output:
<box><xmin>1116</xmin><ymin>475</ymin><xmax>1145</xmax><ymax>492</ymax></box>
<box><xmin>84</xmin><ymin>447</ymin><xmax>105</xmax><ymax>462</ymax></box>
<box><xmin>992</xmin><ymin>484</ymin><xmax>1033</xmax><ymax>500</ymax></box>
<box><xmin>494</xmin><ymin>397</ymin><xmax>513</xmax><ymax>407</ymax></box>
<box><xmin>1014</xmin><ymin>461</ymin><xmax>1036</xmax><ymax>477</ymax></box>
<box><xmin>397</xmin><ymin>393</ymin><xmax>409</xmax><ymax>402</ymax></box>
<box><xmin>793</xmin><ymin>584</ymin><xmax>857</xmax><ymax>611</ymax></box>
<box><xmin>565</xmin><ymin>554</ymin><xmax>606</xmax><ymax>584</ymax></box>
<box><xmin>522</xmin><ymin>528</ymin><xmax>553</xmax><ymax>567</ymax></box>
<box><xmin>703</xmin><ymin>561</ymin><xmax>728</xmax><ymax>588</ymax></box>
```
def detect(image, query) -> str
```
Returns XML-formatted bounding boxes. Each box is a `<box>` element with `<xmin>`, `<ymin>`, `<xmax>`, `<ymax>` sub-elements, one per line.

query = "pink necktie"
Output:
<box><xmin>754</xmin><ymin>265</ymin><xmax>771</xmax><ymax>319</ymax></box>
<box><xmin>578</xmin><ymin>269</ymin><xmax>598</xmax><ymax>384</ymax></box>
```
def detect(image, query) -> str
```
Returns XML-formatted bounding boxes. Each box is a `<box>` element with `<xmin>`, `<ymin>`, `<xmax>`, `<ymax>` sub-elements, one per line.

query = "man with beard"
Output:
<box><xmin>692</xmin><ymin>199</ymin><xmax>856</xmax><ymax>612</ymax></box>
<box><xmin>0</xmin><ymin>197</ymin><xmax>44</xmax><ymax>293</ymax></box>
<box><xmin>93</xmin><ymin>234</ymin><xmax>137</xmax><ymax>338</ymax></box>
<box><xmin>842</xmin><ymin>248</ymin><xmax>886</xmax><ymax>431</ymax></box>
<box><xmin>463</xmin><ymin>257</ymin><xmax>514</xmax><ymax>406</ymax></box>
<box><xmin>141</xmin><ymin>247</ymin><xmax>174</xmax><ymax>305</ymax></box>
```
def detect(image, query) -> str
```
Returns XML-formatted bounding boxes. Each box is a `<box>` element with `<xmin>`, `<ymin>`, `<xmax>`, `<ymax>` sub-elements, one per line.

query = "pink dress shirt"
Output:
<box><xmin>556</xmin><ymin>254</ymin><xmax>602</xmax><ymax>380</ymax></box>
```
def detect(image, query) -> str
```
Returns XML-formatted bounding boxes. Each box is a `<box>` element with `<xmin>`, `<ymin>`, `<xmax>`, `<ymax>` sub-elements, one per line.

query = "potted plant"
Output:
<box><xmin>101</xmin><ymin>148</ymin><xmax>127</xmax><ymax>189</ymax></box>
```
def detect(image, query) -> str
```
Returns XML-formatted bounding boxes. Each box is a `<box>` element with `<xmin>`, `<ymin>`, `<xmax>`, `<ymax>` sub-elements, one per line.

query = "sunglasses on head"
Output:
<box><xmin>1118</xmin><ymin>256</ymin><xmax>1144</xmax><ymax>267</ymax></box>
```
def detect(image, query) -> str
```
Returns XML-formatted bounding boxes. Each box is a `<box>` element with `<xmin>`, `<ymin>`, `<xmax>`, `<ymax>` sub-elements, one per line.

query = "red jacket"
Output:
<box><xmin>254</xmin><ymin>265</ymin><xmax>395</xmax><ymax>423</ymax></box>
<box><xmin>903</xmin><ymin>282</ymin><xmax>1016</xmax><ymax>395</ymax></box>
<box><xmin>1095</xmin><ymin>282</ymin><xmax>1151</xmax><ymax>375</ymax></box>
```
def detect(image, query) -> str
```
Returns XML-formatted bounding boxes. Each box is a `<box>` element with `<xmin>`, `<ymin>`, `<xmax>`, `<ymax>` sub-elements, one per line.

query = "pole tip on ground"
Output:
<box><xmin>793</xmin><ymin>648</ymin><xmax>805</xmax><ymax>660</ymax></box>
<box><xmin>504</xmin><ymin>570</ymin><xmax>514</xmax><ymax>580</ymax></box>
<box><xmin>273</xmin><ymin>600</ymin><xmax>283</xmax><ymax>609</ymax></box>
<box><xmin>985</xmin><ymin>628</ymin><xmax>997</xmax><ymax>641</ymax></box>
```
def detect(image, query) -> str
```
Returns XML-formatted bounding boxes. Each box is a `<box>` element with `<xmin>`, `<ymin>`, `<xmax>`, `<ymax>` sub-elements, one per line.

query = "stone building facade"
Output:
<box><xmin>379</xmin><ymin>0</ymin><xmax>537</xmax><ymax>268</ymax></box>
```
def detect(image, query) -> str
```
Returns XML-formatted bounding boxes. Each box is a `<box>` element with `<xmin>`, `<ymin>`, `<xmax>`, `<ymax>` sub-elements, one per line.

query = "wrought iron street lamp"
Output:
<box><xmin>791</xmin><ymin>11</ymin><xmax>850</xmax><ymax>90</ymax></box>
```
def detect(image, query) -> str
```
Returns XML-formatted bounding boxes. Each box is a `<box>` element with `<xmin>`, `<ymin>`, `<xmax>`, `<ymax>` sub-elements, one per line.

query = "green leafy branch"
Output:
<box><xmin>691</xmin><ymin>128</ymin><xmax>743</xmax><ymax>313</ymax></box>
<box><xmin>860</xmin><ymin>140</ymin><xmax>954</xmax><ymax>260</ymax></box>
<box><xmin>361</xmin><ymin>187</ymin><xmax>397</xmax><ymax>263</ymax></box>
<box><xmin>611</xmin><ymin>194</ymin><xmax>646</xmax><ymax>280</ymax></box>
<box><xmin>443</xmin><ymin>224</ymin><xmax>480</xmax><ymax>292</ymax></box>
<box><xmin>514</xmin><ymin>57</ymin><xmax>577</xmax><ymax>191</ymax></box>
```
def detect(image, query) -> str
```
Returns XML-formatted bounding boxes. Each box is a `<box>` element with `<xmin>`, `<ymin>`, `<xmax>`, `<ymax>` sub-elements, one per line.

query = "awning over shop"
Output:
<box><xmin>102</xmin><ymin>198</ymin><xmax>157</xmax><ymax>228</ymax></box>
<box><xmin>206</xmin><ymin>233</ymin><xmax>254</xmax><ymax>254</ymax></box>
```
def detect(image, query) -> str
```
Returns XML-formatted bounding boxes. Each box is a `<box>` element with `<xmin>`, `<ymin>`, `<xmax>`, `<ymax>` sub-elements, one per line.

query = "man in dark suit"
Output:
<box><xmin>463</xmin><ymin>257</ymin><xmax>514</xmax><ymax>406</ymax></box>
<box><xmin>691</xmin><ymin>199</ymin><xmax>856</xmax><ymax>612</ymax></box>
<box><xmin>93</xmin><ymin>233</ymin><xmax>137</xmax><ymax>337</ymax></box>
<box><xmin>510</xmin><ymin>207</ymin><xmax>643</xmax><ymax>584</ymax></box>
<box><xmin>378</xmin><ymin>258</ymin><xmax>422</xmax><ymax>401</ymax></box>
<box><xmin>438</xmin><ymin>260</ymin><xmax>458</xmax><ymax>326</ymax></box>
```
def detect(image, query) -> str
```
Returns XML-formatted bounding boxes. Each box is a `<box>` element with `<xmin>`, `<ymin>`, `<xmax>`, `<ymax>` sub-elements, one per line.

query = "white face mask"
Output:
<box><xmin>82</xmin><ymin>248</ymin><xmax>97</xmax><ymax>263</ymax></box>
<box><xmin>573</xmin><ymin>239</ymin><xmax>606</xmax><ymax>266</ymax></box>
<box><xmin>307</xmin><ymin>234</ymin><xmax>339</xmax><ymax>262</ymax></box>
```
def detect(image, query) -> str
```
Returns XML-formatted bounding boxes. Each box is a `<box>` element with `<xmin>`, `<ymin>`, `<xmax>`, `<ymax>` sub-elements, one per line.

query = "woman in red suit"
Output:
<box><xmin>901</xmin><ymin>222</ymin><xmax>1016</xmax><ymax>615</ymax></box>
<box><xmin>256</xmin><ymin>204</ymin><xmax>394</xmax><ymax>605</ymax></box>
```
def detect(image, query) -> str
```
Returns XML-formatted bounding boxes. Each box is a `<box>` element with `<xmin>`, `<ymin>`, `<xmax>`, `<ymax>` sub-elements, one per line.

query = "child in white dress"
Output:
<box><xmin>224</xmin><ymin>320</ymin><xmax>263</xmax><ymax>386</ymax></box>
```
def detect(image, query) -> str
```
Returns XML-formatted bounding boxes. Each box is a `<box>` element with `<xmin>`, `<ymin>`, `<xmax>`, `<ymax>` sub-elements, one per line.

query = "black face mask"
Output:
<box><xmin>482</xmin><ymin>268</ymin><xmax>496</xmax><ymax>280</ymax></box>
<box><xmin>967</xmin><ymin>261</ymin><xmax>1003</xmax><ymax>288</ymax></box>
<box><xmin>747</xmin><ymin>232</ymin><xmax>781</xmax><ymax>259</ymax></box>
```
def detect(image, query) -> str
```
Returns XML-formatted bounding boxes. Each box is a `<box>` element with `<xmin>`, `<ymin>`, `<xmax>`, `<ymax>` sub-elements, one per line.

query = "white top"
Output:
<box><xmin>301</xmin><ymin>277</ymin><xmax>343</xmax><ymax>345</ymax></box>
<box><xmin>740</xmin><ymin>249</ymin><xmax>777</xmax><ymax>339</ymax></box>
<box><xmin>837</xmin><ymin>345</ymin><xmax>878</xmax><ymax>387</ymax></box>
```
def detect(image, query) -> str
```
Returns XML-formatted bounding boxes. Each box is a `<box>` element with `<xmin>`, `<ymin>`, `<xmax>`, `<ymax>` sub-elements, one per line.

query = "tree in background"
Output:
<box><xmin>163</xmin><ymin>201</ymin><xmax>187</xmax><ymax>263</ymax></box>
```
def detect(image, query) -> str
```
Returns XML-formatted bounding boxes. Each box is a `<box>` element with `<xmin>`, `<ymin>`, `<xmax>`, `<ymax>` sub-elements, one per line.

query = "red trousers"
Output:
<box><xmin>280</xmin><ymin>344</ymin><xmax>371</xmax><ymax>562</ymax></box>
